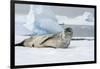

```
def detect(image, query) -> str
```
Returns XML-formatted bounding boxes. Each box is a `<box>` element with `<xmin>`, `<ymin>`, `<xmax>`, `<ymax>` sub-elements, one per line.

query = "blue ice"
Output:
<box><xmin>32</xmin><ymin>6</ymin><xmax>64</xmax><ymax>35</ymax></box>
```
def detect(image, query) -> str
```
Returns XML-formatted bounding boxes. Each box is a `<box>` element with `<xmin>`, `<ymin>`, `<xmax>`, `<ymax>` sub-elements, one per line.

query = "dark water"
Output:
<box><xmin>60</xmin><ymin>24</ymin><xmax>94</xmax><ymax>37</ymax></box>
<box><xmin>15</xmin><ymin>22</ymin><xmax>94</xmax><ymax>37</ymax></box>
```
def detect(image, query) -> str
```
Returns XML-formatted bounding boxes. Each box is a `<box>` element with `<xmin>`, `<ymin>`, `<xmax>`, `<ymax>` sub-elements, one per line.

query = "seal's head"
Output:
<box><xmin>62</xmin><ymin>27</ymin><xmax>73</xmax><ymax>48</ymax></box>
<box><xmin>64</xmin><ymin>27</ymin><xmax>73</xmax><ymax>37</ymax></box>
<box><xmin>64</xmin><ymin>27</ymin><xmax>73</xmax><ymax>33</ymax></box>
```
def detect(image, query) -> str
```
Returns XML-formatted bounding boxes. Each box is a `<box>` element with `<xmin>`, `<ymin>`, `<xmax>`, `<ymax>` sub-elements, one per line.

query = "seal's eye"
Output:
<box><xmin>65</xmin><ymin>27</ymin><xmax>72</xmax><ymax>32</ymax></box>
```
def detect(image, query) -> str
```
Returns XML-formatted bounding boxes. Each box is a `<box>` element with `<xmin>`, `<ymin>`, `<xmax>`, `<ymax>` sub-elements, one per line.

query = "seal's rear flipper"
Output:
<box><xmin>15</xmin><ymin>40</ymin><xmax>24</xmax><ymax>46</ymax></box>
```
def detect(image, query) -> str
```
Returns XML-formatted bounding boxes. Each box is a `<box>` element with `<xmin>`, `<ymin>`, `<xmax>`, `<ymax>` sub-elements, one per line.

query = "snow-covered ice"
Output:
<box><xmin>15</xmin><ymin>40</ymin><xmax>94</xmax><ymax>65</ymax></box>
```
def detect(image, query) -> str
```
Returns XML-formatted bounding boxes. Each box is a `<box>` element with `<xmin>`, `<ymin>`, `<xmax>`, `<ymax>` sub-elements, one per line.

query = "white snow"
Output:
<box><xmin>72</xmin><ymin>37</ymin><xmax>94</xmax><ymax>40</ymax></box>
<box><xmin>15</xmin><ymin>40</ymin><xmax>94</xmax><ymax>65</ymax></box>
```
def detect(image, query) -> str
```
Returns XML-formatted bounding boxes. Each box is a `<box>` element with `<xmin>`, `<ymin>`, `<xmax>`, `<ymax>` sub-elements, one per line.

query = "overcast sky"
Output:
<box><xmin>15</xmin><ymin>4</ymin><xmax>94</xmax><ymax>18</ymax></box>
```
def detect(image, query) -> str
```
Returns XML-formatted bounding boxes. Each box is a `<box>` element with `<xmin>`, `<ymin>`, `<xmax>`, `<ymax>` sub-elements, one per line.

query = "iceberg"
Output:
<box><xmin>32</xmin><ymin>5</ymin><xmax>64</xmax><ymax>35</ymax></box>
<box><xmin>15</xmin><ymin>5</ymin><xmax>64</xmax><ymax>36</ymax></box>
<box><xmin>56</xmin><ymin>12</ymin><xmax>94</xmax><ymax>25</ymax></box>
<box><xmin>15</xmin><ymin>23</ymin><xmax>32</xmax><ymax>35</ymax></box>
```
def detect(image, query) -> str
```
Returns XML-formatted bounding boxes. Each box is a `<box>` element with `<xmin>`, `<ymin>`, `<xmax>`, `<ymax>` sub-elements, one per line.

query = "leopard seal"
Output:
<box><xmin>15</xmin><ymin>27</ymin><xmax>73</xmax><ymax>48</ymax></box>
